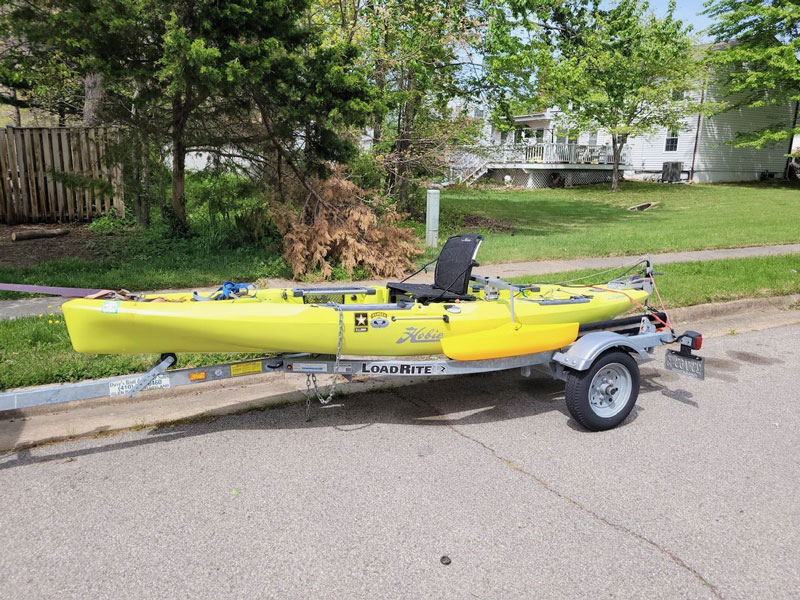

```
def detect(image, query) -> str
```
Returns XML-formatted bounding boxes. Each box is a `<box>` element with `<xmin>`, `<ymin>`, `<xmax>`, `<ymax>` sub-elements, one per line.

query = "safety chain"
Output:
<box><xmin>304</xmin><ymin>302</ymin><xmax>345</xmax><ymax>421</ymax></box>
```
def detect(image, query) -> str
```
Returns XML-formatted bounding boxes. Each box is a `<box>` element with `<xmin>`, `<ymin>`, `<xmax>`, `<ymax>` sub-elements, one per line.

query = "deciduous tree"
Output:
<box><xmin>487</xmin><ymin>0</ymin><xmax>701</xmax><ymax>190</ymax></box>
<box><xmin>704</xmin><ymin>0</ymin><xmax>800</xmax><ymax>165</ymax></box>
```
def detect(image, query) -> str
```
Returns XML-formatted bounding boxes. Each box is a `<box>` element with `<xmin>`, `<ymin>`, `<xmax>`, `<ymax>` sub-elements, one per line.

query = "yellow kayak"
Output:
<box><xmin>62</xmin><ymin>235</ymin><xmax>656</xmax><ymax>361</ymax></box>
<box><xmin>62</xmin><ymin>283</ymin><xmax>649</xmax><ymax>359</ymax></box>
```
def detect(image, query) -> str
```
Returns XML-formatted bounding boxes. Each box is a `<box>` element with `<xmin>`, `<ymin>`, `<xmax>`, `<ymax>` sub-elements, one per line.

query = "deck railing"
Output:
<box><xmin>475</xmin><ymin>142</ymin><xmax>629</xmax><ymax>165</ymax></box>
<box><xmin>446</xmin><ymin>143</ymin><xmax>630</xmax><ymax>184</ymax></box>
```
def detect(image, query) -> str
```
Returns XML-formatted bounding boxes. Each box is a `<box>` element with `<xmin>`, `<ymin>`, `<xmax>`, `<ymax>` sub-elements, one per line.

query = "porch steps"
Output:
<box><xmin>461</xmin><ymin>162</ymin><xmax>488</xmax><ymax>185</ymax></box>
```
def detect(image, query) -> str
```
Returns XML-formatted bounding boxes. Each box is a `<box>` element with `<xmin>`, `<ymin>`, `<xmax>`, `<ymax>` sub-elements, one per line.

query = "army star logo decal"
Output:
<box><xmin>354</xmin><ymin>312</ymin><xmax>369</xmax><ymax>332</ymax></box>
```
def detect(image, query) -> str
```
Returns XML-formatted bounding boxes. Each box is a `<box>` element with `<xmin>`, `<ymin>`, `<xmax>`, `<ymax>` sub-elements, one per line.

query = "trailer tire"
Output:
<box><xmin>564</xmin><ymin>350</ymin><xmax>639</xmax><ymax>431</ymax></box>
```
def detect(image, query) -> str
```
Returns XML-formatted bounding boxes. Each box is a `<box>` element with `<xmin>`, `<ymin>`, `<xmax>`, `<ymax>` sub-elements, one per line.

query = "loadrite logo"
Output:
<box><xmin>395</xmin><ymin>326</ymin><xmax>444</xmax><ymax>344</ymax></box>
<box><xmin>360</xmin><ymin>363</ymin><xmax>434</xmax><ymax>375</ymax></box>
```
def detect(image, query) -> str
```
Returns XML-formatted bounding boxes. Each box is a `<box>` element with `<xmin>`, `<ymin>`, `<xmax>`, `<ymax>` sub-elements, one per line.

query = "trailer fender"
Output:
<box><xmin>552</xmin><ymin>330</ymin><xmax>671</xmax><ymax>373</ymax></box>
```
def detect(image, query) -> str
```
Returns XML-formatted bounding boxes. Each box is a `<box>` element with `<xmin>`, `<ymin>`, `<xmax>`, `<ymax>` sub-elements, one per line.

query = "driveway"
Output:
<box><xmin>0</xmin><ymin>325</ymin><xmax>797</xmax><ymax>598</ymax></box>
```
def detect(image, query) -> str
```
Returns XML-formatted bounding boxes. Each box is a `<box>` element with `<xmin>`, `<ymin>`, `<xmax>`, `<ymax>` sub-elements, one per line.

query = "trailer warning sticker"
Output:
<box><xmin>231</xmin><ymin>361</ymin><xmax>263</xmax><ymax>376</ymax></box>
<box><xmin>354</xmin><ymin>312</ymin><xmax>369</xmax><ymax>332</ymax></box>
<box><xmin>291</xmin><ymin>362</ymin><xmax>328</xmax><ymax>373</ymax></box>
<box><xmin>108</xmin><ymin>374</ymin><xmax>170</xmax><ymax>396</ymax></box>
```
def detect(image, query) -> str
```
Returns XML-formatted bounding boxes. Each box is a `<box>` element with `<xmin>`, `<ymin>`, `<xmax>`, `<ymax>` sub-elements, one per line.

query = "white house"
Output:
<box><xmin>446</xmin><ymin>108</ymin><xmax>631</xmax><ymax>188</ymax></box>
<box><xmin>449</xmin><ymin>89</ymin><xmax>798</xmax><ymax>188</ymax></box>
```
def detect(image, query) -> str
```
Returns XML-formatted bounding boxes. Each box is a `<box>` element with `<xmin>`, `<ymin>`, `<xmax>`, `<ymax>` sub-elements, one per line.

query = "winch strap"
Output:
<box><xmin>0</xmin><ymin>283</ymin><xmax>107</xmax><ymax>297</ymax></box>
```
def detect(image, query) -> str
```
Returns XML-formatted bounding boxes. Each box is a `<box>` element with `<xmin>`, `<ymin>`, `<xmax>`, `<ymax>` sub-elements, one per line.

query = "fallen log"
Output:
<box><xmin>11</xmin><ymin>228</ymin><xmax>69</xmax><ymax>242</ymax></box>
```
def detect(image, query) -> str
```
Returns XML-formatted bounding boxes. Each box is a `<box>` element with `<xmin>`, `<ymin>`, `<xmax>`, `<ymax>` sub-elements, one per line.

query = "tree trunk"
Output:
<box><xmin>372</xmin><ymin>115</ymin><xmax>382</xmax><ymax>147</ymax></box>
<box><xmin>130</xmin><ymin>87</ymin><xmax>150</xmax><ymax>227</ymax></box>
<box><xmin>83</xmin><ymin>73</ymin><xmax>103</xmax><ymax>126</ymax></box>
<box><xmin>12</xmin><ymin>228</ymin><xmax>69</xmax><ymax>241</ymax></box>
<box><xmin>135</xmin><ymin>136</ymin><xmax>151</xmax><ymax>227</ymax></box>
<box><xmin>372</xmin><ymin>61</ymin><xmax>386</xmax><ymax>147</ymax></box>
<box><xmin>395</xmin><ymin>74</ymin><xmax>418</xmax><ymax>210</ymax></box>
<box><xmin>370</xmin><ymin>3</ymin><xmax>386</xmax><ymax>148</ymax></box>
<box><xmin>170</xmin><ymin>97</ymin><xmax>188</xmax><ymax>223</ymax></box>
<box><xmin>610</xmin><ymin>133</ymin><xmax>626</xmax><ymax>192</ymax></box>
<box><xmin>11</xmin><ymin>89</ymin><xmax>21</xmax><ymax>126</ymax></box>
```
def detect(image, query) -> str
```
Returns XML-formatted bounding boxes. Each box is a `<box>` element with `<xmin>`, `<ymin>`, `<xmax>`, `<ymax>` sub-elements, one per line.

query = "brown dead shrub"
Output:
<box><xmin>270</xmin><ymin>170</ymin><xmax>421</xmax><ymax>279</ymax></box>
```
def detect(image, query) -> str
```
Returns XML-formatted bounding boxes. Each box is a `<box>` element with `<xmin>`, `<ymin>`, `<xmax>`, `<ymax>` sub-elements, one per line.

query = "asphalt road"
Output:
<box><xmin>1</xmin><ymin>325</ymin><xmax>798</xmax><ymax>599</ymax></box>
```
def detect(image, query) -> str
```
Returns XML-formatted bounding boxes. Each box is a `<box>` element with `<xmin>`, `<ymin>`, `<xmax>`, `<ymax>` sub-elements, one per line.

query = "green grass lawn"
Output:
<box><xmin>2</xmin><ymin>181</ymin><xmax>798</xmax><ymax>299</ymax></box>
<box><xmin>0</xmin><ymin>221</ymin><xmax>295</xmax><ymax>300</ymax></box>
<box><xmin>512</xmin><ymin>253</ymin><xmax>800</xmax><ymax>308</ymax></box>
<box><xmin>0</xmin><ymin>311</ymin><xmax>265</xmax><ymax>390</ymax></box>
<box><xmin>436</xmin><ymin>181</ymin><xmax>800</xmax><ymax>264</ymax></box>
<box><xmin>2</xmin><ymin>253</ymin><xmax>798</xmax><ymax>391</ymax></box>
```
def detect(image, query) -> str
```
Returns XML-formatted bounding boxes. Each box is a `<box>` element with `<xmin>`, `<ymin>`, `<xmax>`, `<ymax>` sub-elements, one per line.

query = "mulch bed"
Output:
<box><xmin>462</xmin><ymin>214</ymin><xmax>515</xmax><ymax>234</ymax></box>
<box><xmin>0</xmin><ymin>223</ymin><xmax>99</xmax><ymax>268</ymax></box>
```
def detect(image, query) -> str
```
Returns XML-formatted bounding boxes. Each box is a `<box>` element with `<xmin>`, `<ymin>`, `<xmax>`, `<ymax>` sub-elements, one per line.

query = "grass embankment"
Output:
<box><xmin>0</xmin><ymin>311</ymin><xmax>264</xmax><ymax>390</ymax></box>
<box><xmin>2</xmin><ymin>254</ymin><xmax>798</xmax><ymax>391</ymax></box>
<box><xmin>437</xmin><ymin>181</ymin><xmax>800</xmax><ymax>264</ymax></box>
<box><xmin>2</xmin><ymin>181</ymin><xmax>798</xmax><ymax>298</ymax></box>
<box><xmin>511</xmin><ymin>254</ymin><xmax>800</xmax><ymax>308</ymax></box>
<box><xmin>0</xmin><ymin>224</ymin><xmax>293</xmax><ymax>301</ymax></box>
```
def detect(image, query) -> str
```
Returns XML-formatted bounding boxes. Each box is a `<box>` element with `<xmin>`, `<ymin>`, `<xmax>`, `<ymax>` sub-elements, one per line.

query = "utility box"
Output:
<box><xmin>661</xmin><ymin>162</ymin><xmax>683</xmax><ymax>183</ymax></box>
<box><xmin>425</xmin><ymin>189</ymin><xmax>440</xmax><ymax>247</ymax></box>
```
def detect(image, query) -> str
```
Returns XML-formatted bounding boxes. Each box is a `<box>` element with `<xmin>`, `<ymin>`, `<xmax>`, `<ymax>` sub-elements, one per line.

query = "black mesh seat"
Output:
<box><xmin>388</xmin><ymin>234</ymin><xmax>483</xmax><ymax>302</ymax></box>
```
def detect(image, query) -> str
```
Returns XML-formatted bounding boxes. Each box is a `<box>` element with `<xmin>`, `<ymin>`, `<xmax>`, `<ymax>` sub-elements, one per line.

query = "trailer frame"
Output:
<box><xmin>0</xmin><ymin>312</ymin><xmax>703</xmax><ymax>431</ymax></box>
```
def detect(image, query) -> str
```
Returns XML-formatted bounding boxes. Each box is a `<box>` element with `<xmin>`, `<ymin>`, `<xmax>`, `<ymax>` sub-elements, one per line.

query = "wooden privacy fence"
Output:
<box><xmin>0</xmin><ymin>126</ymin><xmax>124</xmax><ymax>225</ymax></box>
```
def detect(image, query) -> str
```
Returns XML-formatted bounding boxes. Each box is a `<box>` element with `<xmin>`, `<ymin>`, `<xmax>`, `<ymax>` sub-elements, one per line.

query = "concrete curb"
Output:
<box><xmin>670</xmin><ymin>293</ymin><xmax>800</xmax><ymax>321</ymax></box>
<box><xmin>2</xmin><ymin>293</ymin><xmax>799</xmax><ymax>453</ymax></box>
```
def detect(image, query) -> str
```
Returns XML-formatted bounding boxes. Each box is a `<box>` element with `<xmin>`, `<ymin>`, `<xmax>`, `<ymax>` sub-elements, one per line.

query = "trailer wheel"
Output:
<box><xmin>564</xmin><ymin>350</ymin><xmax>640</xmax><ymax>431</ymax></box>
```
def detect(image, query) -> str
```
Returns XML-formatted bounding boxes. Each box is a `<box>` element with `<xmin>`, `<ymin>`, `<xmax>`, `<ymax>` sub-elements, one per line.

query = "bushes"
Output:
<box><xmin>182</xmin><ymin>164</ymin><xmax>421</xmax><ymax>280</ymax></box>
<box><xmin>88</xmin><ymin>209</ymin><xmax>133</xmax><ymax>236</ymax></box>
<box><xmin>184</xmin><ymin>170</ymin><xmax>281</xmax><ymax>250</ymax></box>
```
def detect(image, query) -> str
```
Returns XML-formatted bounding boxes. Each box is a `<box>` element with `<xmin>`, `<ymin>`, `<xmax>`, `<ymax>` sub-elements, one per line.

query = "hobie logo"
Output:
<box><xmin>396</xmin><ymin>327</ymin><xmax>443</xmax><ymax>344</ymax></box>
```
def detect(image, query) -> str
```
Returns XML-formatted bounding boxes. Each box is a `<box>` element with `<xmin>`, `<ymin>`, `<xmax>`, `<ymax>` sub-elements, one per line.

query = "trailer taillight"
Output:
<box><xmin>680</xmin><ymin>331</ymin><xmax>702</xmax><ymax>351</ymax></box>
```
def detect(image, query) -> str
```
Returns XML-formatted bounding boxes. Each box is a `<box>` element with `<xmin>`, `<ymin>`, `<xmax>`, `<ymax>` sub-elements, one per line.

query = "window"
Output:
<box><xmin>665</xmin><ymin>129</ymin><xmax>679</xmax><ymax>152</ymax></box>
<box><xmin>672</xmin><ymin>89</ymin><xmax>684</xmax><ymax>101</ymax></box>
<box><xmin>535</xmin><ymin>128</ymin><xmax>545</xmax><ymax>143</ymax></box>
<box><xmin>586</xmin><ymin>131</ymin><xmax>598</xmax><ymax>146</ymax></box>
<box><xmin>473</xmin><ymin>108</ymin><xmax>485</xmax><ymax>118</ymax></box>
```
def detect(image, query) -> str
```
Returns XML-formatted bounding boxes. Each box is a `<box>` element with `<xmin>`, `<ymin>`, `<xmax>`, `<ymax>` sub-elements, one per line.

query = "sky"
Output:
<box><xmin>648</xmin><ymin>0</ymin><xmax>714</xmax><ymax>38</ymax></box>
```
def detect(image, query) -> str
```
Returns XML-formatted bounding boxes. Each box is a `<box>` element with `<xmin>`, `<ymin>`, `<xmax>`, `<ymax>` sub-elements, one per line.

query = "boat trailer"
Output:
<box><xmin>0</xmin><ymin>312</ymin><xmax>704</xmax><ymax>431</ymax></box>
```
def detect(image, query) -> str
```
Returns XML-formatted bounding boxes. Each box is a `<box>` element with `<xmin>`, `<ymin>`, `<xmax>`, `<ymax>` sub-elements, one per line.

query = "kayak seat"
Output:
<box><xmin>388</xmin><ymin>233</ymin><xmax>483</xmax><ymax>303</ymax></box>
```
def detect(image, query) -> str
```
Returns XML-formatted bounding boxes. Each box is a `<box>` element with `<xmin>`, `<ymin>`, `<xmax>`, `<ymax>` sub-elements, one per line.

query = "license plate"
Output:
<box><xmin>665</xmin><ymin>350</ymin><xmax>705</xmax><ymax>380</ymax></box>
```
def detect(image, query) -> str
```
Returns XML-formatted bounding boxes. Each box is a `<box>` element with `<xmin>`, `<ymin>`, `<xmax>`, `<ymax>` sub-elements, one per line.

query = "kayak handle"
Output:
<box><xmin>391</xmin><ymin>315</ymin><xmax>450</xmax><ymax>323</ymax></box>
<box><xmin>292</xmin><ymin>287</ymin><xmax>377</xmax><ymax>297</ymax></box>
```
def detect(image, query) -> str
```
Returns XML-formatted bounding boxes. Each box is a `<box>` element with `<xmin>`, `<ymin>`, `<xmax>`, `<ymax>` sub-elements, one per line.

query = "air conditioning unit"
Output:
<box><xmin>661</xmin><ymin>162</ymin><xmax>683</xmax><ymax>183</ymax></box>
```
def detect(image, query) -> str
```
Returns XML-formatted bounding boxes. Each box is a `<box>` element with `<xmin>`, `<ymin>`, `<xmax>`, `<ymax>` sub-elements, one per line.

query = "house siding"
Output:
<box><xmin>627</xmin><ymin>115</ymin><xmax>698</xmax><ymax>176</ymax></box>
<box><xmin>626</xmin><ymin>85</ymin><xmax>796</xmax><ymax>182</ymax></box>
<box><xmin>691</xmin><ymin>100</ymin><xmax>795</xmax><ymax>182</ymax></box>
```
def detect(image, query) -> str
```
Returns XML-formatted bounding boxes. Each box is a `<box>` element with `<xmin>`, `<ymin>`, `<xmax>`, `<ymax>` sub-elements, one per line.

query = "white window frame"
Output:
<box><xmin>665</xmin><ymin>129</ymin><xmax>679</xmax><ymax>152</ymax></box>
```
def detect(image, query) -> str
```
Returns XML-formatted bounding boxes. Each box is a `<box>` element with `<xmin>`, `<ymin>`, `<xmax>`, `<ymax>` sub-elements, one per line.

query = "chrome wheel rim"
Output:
<box><xmin>588</xmin><ymin>363</ymin><xmax>632</xmax><ymax>418</ymax></box>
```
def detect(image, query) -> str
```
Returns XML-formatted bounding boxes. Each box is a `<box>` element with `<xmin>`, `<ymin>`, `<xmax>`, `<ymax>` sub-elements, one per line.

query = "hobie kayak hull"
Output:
<box><xmin>62</xmin><ymin>286</ymin><xmax>650</xmax><ymax>357</ymax></box>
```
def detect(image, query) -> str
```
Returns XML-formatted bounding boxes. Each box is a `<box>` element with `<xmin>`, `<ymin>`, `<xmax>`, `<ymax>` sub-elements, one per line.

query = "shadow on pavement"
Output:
<box><xmin>0</xmin><ymin>368</ymin><xmax>694</xmax><ymax>471</ymax></box>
